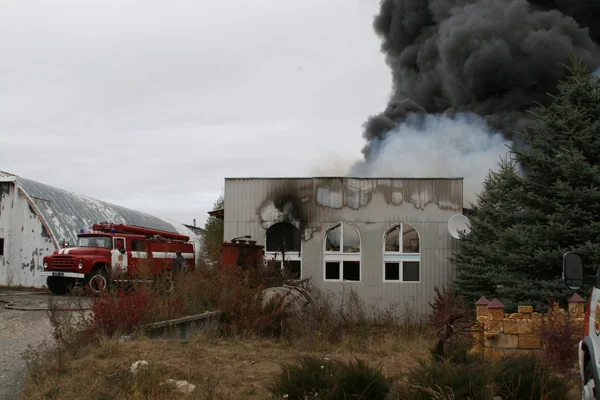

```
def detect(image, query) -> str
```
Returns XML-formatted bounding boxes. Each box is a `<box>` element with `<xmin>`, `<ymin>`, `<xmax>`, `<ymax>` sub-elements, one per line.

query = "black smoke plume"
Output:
<box><xmin>361</xmin><ymin>0</ymin><xmax>600</xmax><ymax>160</ymax></box>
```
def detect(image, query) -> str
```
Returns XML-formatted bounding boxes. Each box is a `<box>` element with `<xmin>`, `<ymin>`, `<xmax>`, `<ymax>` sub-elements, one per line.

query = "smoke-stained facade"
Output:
<box><xmin>223</xmin><ymin>177</ymin><xmax>464</xmax><ymax>314</ymax></box>
<box><xmin>361</xmin><ymin>0</ymin><xmax>600</xmax><ymax>158</ymax></box>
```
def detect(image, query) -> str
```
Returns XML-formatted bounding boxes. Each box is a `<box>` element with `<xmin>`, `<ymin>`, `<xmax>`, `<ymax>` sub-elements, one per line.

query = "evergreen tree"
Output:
<box><xmin>200</xmin><ymin>193</ymin><xmax>224</xmax><ymax>267</ymax></box>
<box><xmin>451</xmin><ymin>155</ymin><xmax>522</xmax><ymax>306</ymax></box>
<box><xmin>502</xmin><ymin>58</ymin><xmax>600</xmax><ymax>310</ymax></box>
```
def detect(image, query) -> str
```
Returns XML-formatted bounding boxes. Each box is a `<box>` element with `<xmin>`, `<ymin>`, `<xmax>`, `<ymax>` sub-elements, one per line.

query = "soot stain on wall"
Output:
<box><xmin>257</xmin><ymin>181</ymin><xmax>311</xmax><ymax>232</ymax></box>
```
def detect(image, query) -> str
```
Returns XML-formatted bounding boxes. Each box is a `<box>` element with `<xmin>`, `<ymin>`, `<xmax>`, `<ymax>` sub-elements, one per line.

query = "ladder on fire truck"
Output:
<box><xmin>91</xmin><ymin>222</ymin><xmax>190</xmax><ymax>242</ymax></box>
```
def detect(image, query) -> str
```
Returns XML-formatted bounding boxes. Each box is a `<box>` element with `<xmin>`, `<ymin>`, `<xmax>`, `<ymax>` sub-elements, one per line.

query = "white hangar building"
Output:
<box><xmin>0</xmin><ymin>170</ymin><xmax>201</xmax><ymax>288</ymax></box>
<box><xmin>222</xmin><ymin>177</ymin><xmax>467</xmax><ymax>314</ymax></box>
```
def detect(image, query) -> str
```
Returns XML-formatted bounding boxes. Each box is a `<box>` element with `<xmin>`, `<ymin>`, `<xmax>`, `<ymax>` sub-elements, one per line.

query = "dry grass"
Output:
<box><xmin>22</xmin><ymin>331</ymin><xmax>432</xmax><ymax>400</ymax></box>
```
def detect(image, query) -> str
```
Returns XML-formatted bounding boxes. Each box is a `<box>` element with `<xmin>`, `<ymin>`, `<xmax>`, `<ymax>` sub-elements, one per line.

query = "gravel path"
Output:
<box><xmin>0</xmin><ymin>290</ymin><xmax>90</xmax><ymax>400</ymax></box>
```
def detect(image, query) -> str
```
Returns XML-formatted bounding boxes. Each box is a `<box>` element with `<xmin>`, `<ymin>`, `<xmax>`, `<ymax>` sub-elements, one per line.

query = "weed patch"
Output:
<box><xmin>393</xmin><ymin>353</ymin><xmax>574</xmax><ymax>400</ymax></box>
<box><xmin>268</xmin><ymin>355</ymin><xmax>392</xmax><ymax>400</ymax></box>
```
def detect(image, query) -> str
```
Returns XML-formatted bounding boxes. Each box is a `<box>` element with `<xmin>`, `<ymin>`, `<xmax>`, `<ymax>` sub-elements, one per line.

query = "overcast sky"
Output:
<box><xmin>0</xmin><ymin>0</ymin><xmax>390</xmax><ymax>228</ymax></box>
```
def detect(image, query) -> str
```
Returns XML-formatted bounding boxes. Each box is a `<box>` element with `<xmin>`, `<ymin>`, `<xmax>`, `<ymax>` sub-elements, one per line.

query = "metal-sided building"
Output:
<box><xmin>0</xmin><ymin>170</ymin><xmax>201</xmax><ymax>288</ymax></box>
<box><xmin>223</xmin><ymin>177</ymin><xmax>464</xmax><ymax>314</ymax></box>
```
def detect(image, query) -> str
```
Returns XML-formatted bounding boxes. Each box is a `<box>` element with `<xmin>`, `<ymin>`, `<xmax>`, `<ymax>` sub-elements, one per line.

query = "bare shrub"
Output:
<box><xmin>427</xmin><ymin>285</ymin><xmax>475</xmax><ymax>361</ymax></box>
<box><xmin>539</xmin><ymin>301</ymin><xmax>581</xmax><ymax>370</ymax></box>
<box><xmin>213</xmin><ymin>258</ymin><xmax>295</xmax><ymax>338</ymax></box>
<box><xmin>46</xmin><ymin>295</ymin><xmax>91</xmax><ymax>358</ymax></box>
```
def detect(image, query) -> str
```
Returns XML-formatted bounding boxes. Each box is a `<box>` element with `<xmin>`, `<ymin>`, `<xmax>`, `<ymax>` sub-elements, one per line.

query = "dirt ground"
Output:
<box><xmin>0</xmin><ymin>289</ymin><xmax>90</xmax><ymax>400</ymax></box>
<box><xmin>20</xmin><ymin>331</ymin><xmax>432</xmax><ymax>399</ymax></box>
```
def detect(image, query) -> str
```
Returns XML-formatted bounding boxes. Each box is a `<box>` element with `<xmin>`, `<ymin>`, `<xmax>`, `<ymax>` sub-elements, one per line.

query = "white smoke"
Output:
<box><xmin>349</xmin><ymin>112</ymin><xmax>514</xmax><ymax>206</ymax></box>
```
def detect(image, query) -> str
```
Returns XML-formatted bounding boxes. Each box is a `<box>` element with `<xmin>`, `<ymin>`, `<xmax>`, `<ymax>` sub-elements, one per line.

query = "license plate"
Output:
<box><xmin>54</xmin><ymin>272</ymin><xmax>64</xmax><ymax>277</ymax></box>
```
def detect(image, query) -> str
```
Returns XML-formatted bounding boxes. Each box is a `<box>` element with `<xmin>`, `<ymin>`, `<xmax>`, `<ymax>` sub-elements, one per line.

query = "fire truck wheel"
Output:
<box><xmin>85</xmin><ymin>268</ymin><xmax>109</xmax><ymax>296</ymax></box>
<box><xmin>47</xmin><ymin>277</ymin><xmax>74</xmax><ymax>296</ymax></box>
<box><xmin>583</xmin><ymin>360</ymin><xmax>596</xmax><ymax>400</ymax></box>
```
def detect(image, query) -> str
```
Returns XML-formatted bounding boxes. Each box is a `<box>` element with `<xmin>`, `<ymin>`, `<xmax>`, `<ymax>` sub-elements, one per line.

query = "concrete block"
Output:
<box><xmin>504</xmin><ymin>319</ymin><xmax>519</xmax><ymax>334</ymax></box>
<box><xmin>519</xmin><ymin>334</ymin><xmax>541</xmax><ymax>349</ymax></box>
<box><xmin>531</xmin><ymin>318</ymin><xmax>542</xmax><ymax>333</ymax></box>
<box><xmin>489</xmin><ymin>309</ymin><xmax>505</xmax><ymax>320</ymax></box>
<box><xmin>569</xmin><ymin>303</ymin><xmax>585</xmax><ymax>315</ymax></box>
<box><xmin>497</xmin><ymin>333</ymin><xmax>519</xmax><ymax>349</ymax></box>
<box><xmin>516</xmin><ymin>319</ymin><xmax>533</xmax><ymax>334</ymax></box>
<box><xmin>476</xmin><ymin>304</ymin><xmax>489</xmax><ymax>317</ymax></box>
<box><xmin>518</xmin><ymin>305</ymin><xmax>533</xmax><ymax>314</ymax></box>
<box><xmin>485</xmin><ymin>319</ymin><xmax>503</xmax><ymax>333</ymax></box>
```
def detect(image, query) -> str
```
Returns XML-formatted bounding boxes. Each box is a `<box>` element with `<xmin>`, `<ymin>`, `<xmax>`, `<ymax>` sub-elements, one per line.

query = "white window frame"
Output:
<box><xmin>382</xmin><ymin>223</ymin><xmax>421</xmax><ymax>283</ymax></box>
<box><xmin>265</xmin><ymin>222</ymin><xmax>303</xmax><ymax>279</ymax></box>
<box><xmin>323</xmin><ymin>222</ymin><xmax>361</xmax><ymax>282</ymax></box>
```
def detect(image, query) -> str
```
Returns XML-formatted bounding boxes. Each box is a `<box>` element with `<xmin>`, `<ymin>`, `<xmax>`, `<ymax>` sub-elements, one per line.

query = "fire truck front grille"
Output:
<box><xmin>49</xmin><ymin>256</ymin><xmax>75</xmax><ymax>270</ymax></box>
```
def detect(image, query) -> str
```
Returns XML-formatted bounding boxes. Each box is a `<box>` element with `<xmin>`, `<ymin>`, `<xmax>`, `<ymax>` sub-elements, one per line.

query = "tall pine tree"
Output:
<box><xmin>451</xmin><ymin>155</ymin><xmax>522</xmax><ymax>307</ymax></box>
<box><xmin>502</xmin><ymin>58</ymin><xmax>600</xmax><ymax>310</ymax></box>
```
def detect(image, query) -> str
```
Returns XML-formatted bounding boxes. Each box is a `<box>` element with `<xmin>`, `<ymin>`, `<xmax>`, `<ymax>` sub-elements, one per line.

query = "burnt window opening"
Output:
<box><xmin>266</xmin><ymin>222</ymin><xmax>301</xmax><ymax>253</ymax></box>
<box><xmin>265</xmin><ymin>222</ymin><xmax>302</xmax><ymax>279</ymax></box>
<box><xmin>0</xmin><ymin>237</ymin><xmax>4</xmax><ymax>256</ymax></box>
<box><xmin>383</xmin><ymin>223</ymin><xmax>420</xmax><ymax>282</ymax></box>
<box><xmin>131</xmin><ymin>239</ymin><xmax>146</xmax><ymax>252</ymax></box>
<box><xmin>324</xmin><ymin>223</ymin><xmax>361</xmax><ymax>282</ymax></box>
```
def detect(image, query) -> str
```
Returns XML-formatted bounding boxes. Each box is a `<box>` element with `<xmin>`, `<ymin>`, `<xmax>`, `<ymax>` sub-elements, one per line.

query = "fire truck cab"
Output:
<box><xmin>40</xmin><ymin>222</ymin><xmax>195</xmax><ymax>295</ymax></box>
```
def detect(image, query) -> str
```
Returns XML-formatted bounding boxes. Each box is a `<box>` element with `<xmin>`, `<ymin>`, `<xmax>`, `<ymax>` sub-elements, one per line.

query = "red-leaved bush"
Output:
<box><xmin>86</xmin><ymin>287</ymin><xmax>185</xmax><ymax>337</ymax></box>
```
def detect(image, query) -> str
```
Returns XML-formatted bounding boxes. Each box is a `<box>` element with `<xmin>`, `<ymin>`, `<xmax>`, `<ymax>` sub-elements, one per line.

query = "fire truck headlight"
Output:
<box><xmin>43</xmin><ymin>262</ymin><xmax>48</xmax><ymax>269</ymax></box>
<box><xmin>78</xmin><ymin>263</ymin><xmax>84</xmax><ymax>269</ymax></box>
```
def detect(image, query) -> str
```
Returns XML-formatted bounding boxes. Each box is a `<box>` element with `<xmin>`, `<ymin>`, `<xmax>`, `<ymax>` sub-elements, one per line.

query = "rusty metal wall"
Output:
<box><xmin>0</xmin><ymin>181</ymin><xmax>54</xmax><ymax>287</ymax></box>
<box><xmin>223</xmin><ymin>177</ymin><xmax>463</xmax><ymax>315</ymax></box>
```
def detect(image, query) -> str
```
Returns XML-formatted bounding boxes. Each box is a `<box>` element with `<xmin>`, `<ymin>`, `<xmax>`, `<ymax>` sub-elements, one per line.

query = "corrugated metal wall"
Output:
<box><xmin>0</xmin><ymin>182</ymin><xmax>54</xmax><ymax>287</ymax></box>
<box><xmin>223</xmin><ymin>177</ymin><xmax>463</xmax><ymax>315</ymax></box>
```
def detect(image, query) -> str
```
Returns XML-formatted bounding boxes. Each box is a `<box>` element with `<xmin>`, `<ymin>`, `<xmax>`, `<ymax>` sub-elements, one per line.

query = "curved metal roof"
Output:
<box><xmin>9</xmin><ymin>173</ymin><xmax>197</xmax><ymax>247</ymax></box>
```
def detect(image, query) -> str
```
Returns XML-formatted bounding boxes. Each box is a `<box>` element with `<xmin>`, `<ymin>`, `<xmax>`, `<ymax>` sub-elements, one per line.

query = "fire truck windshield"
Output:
<box><xmin>77</xmin><ymin>236</ymin><xmax>113</xmax><ymax>249</ymax></box>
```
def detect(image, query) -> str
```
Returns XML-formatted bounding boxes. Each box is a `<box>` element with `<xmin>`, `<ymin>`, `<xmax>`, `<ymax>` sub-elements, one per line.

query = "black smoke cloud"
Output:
<box><xmin>361</xmin><ymin>0</ymin><xmax>600</xmax><ymax>159</ymax></box>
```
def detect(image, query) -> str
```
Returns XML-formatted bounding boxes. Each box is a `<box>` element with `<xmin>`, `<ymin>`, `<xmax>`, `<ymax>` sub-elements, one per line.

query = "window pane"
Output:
<box><xmin>385</xmin><ymin>226</ymin><xmax>400</xmax><ymax>251</ymax></box>
<box><xmin>266</xmin><ymin>222</ymin><xmax>301</xmax><ymax>252</ymax></box>
<box><xmin>325</xmin><ymin>262</ymin><xmax>340</xmax><ymax>280</ymax></box>
<box><xmin>403</xmin><ymin>261</ymin><xmax>420</xmax><ymax>282</ymax></box>
<box><xmin>284</xmin><ymin>260</ymin><xmax>301</xmax><ymax>279</ymax></box>
<box><xmin>326</xmin><ymin>224</ymin><xmax>341</xmax><ymax>251</ymax></box>
<box><xmin>343</xmin><ymin>224</ymin><xmax>360</xmax><ymax>253</ymax></box>
<box><xmin>402</xmin><ymin>224</ymin><xmax>419</xmax><ymax>253</ymax></box>
<box><xmin>343</xmin><ymin>261</ymin><xmax>360</xmax><ymax>281</ymax></box>
<box><xmin>384</xmin><ymin>262</ymin><xmax>400</xmax><ymax>280</ymax></box>
<box><xmin>132</xmin><ymin>240</ymin><xmax>145</xmax><ymax>251</ymax></box>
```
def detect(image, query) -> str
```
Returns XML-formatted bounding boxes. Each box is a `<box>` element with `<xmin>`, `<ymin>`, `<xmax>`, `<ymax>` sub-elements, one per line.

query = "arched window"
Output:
<box><xmin>265</xmin><ymin>222</ymin><xmax>302</xmax><ymax>278</ymax></box>
<box><xmin>324</xmin><ymin>222</ymin><xmax>360</xmax><ymax>282</ymax></box>
<box><xmin>383</xmin><ymin>223</ymin><xmax>420</xmax><ymax>282</ymax></box>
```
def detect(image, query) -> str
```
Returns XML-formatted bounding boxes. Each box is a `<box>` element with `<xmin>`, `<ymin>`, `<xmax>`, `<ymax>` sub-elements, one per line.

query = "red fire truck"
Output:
<box><xmin>40</xmin><ymin>222</ymin><xmax>196</xmax><ymax>295</ymax></box>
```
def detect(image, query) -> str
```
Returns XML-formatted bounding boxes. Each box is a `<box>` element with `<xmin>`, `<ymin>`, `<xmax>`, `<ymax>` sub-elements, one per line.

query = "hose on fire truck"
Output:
<box><xmin>0</xmin><ymin>292</ymin><xmax>91</xmax><ymax>311</ymax></box>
